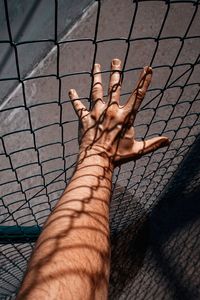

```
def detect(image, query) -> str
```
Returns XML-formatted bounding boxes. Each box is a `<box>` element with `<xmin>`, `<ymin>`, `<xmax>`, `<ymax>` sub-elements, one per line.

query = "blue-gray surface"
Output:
<box><xmin>0</xmin><ymin>0</ymin><xmax>94</xmax><ymax>103</ymax></box>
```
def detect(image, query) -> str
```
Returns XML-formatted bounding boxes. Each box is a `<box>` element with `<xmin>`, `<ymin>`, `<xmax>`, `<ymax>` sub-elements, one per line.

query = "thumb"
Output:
<box><xmin>135</xmin><ymin>136</ymin><xmax>170</xmax><ymax>156</ymax></box>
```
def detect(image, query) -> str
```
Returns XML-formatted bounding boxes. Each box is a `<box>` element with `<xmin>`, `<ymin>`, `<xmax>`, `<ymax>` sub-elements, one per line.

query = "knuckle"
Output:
<box><xmin>106</xmin><ymin>105</ymin><xmax>118</xmax><ymax>119</ymax></box>
<box><xmin>109</xmin><ymin>83</ymin><xmax>121</xmax><ymax>94</ymax></box>
<box><xmin>92</xmin><ymin>86</ymin><xmax>99</xmax><ymax>94</ymax></box>
<box><xmin>136</xmin><ymin>88</ymin><xmax>145</xmax><ymax>99</ymax></box>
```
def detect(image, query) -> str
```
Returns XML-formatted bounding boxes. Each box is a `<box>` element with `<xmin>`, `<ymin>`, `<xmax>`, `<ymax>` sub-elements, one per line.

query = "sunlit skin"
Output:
<box><xmin>17</xmin><ymin>59</ymin><xmax>169</xmax><ymax>300</ymax></box>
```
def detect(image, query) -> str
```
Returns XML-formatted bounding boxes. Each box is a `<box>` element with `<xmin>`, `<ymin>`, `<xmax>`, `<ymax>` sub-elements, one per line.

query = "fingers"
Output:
<box><xmin>69</xmin><ymin>89</ymin><xmax>88</xmax><ymax>119</ymax></box>
<box><xmin>92</xmin><ymin>63</ymin><xmax>103</xmax><ymax>104</ymax></box>
<box><xmin>135</xmin><ymin>136</ymin><xmax>170</xmax><ymax>157</ymax></box>
<box><xmin>125</xmin><ymin>66</ymin><xmax>152</xmax><ymax>114</ymax></box>
<box><xmin>108</xmin><ymin>58</ymin><xmax>122</xmax><ymax>104</ymax></box>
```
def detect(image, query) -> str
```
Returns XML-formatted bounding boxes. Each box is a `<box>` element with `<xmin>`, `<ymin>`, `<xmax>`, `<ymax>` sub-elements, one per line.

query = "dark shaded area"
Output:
<box><xmin>108</xmin><ymin>136</ymin><xmax>200</xmax><ymax>299</ymax></box>
<box><xmin>148</xmin><ymin>135</ymin><xmax>200</xmax><ymax>300</ymax></box>
<box><xmin>109</xmin><ymin>218</ymin><xmax>149</xmax><ymax>299</ymax></box>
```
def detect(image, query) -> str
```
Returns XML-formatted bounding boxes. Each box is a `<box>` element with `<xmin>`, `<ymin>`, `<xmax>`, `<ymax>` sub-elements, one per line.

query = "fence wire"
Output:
<box><xmin>0</xmin><ymin>0</ymin><xmax>200</xmax><ymax>299</ymax></box>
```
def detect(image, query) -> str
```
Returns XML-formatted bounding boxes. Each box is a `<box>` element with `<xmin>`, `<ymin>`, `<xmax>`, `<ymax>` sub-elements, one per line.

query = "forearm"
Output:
<box><xmin>17</xmin><ymin>151</ymin><xmax>113</xmax><ymax>300</ymax></box>
<box><xmin>17</xmin><ymin>58</ymin><xmax>169</xmax><ymax>299</ymax></box>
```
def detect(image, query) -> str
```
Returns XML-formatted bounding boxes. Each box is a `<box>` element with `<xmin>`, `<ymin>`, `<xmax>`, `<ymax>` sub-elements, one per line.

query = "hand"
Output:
<box><xmin>69</xmin><ymin>58</ymin><xmax>170</xmax><ymax>166</ymax></box>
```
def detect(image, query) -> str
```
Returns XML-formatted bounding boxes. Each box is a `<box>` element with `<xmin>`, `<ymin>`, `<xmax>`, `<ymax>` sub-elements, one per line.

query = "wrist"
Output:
<box><xmin>77</xmin><ymin>145</ymin><xmax>114</xmax><ymax>172</ymax></box>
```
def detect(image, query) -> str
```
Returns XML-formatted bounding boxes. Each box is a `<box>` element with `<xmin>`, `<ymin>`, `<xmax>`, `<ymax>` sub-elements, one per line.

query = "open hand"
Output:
<box><xmin>69</xmin><ymin>58</ymin><xmax>169</xmax><ymax>166</ymax></box>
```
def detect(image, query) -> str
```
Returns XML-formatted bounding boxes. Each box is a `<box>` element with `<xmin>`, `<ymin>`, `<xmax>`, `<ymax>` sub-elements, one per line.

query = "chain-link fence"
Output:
<box><xmin>0</xmin><ymin>0</ymin><xmax>200</xmax><ymax>299</ymax></box>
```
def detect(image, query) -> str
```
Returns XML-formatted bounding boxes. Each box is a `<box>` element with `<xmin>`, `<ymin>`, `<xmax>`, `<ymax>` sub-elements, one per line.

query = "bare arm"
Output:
<box><xmin>17</xmin><ymin>59</ymin><xmax>169</xmax><ymax>300</ymax></box>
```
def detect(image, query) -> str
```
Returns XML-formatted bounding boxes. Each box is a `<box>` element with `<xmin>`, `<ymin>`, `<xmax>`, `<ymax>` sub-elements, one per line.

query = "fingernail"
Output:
<box><xmin>69</xmin><ymin>89</ymin><xmax>74</xmax><ymax>96</ymax></box>
<box><xmin>144</xmin><ymin>66</ymin><xmax>153</xmax><ymax>74</ymax></box>
<box><xmin>94</xmin><ymin>63</ymin><xmax>101</xmax><ymax>69</ymax></box>
<box><xmin>112</xmin><ymin>58</ymin><xmax>121</xmax><ymax>67</ymax></box>
<box><xmin>161</xmin><ymin>138</ymin><xmax>170</xmax><ymax>147</ymax></box>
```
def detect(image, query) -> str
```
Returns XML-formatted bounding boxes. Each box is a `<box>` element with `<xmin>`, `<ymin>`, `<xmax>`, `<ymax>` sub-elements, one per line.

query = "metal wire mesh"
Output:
<box><xmin>0</xmin><ymin>0</ymin><xmax>200</xmax><ymax>299</ymax></box>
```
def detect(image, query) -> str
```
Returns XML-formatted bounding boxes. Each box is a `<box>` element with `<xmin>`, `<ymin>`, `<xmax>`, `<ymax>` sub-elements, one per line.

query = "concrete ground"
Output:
<box><xmin>0</xmin><ymin>0</ymin><xmax>93</xmax><ymax>101</ymax></box>
<box><xmin>0</xmin><ymin>0</ymin><xmax>200</xmax><ymax>298</ymax></box>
